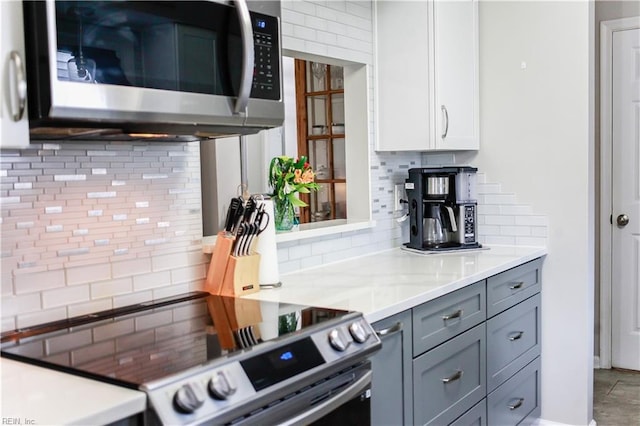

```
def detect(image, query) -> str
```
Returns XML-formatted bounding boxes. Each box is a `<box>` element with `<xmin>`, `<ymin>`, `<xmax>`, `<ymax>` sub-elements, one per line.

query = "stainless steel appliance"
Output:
<box><xmin>19</xmin><ymin>0</ymin><xmax>283</xmax><ymax>140</ymax></box>
<box><xmin>1</xmin><ymin>292</ymin><xmax>380</xmax><ymax>425</ymax></box>
<box><xmin>405</xmin><ymin>166</ymin><xmax>481</xmax><ymax>251</ymax></box>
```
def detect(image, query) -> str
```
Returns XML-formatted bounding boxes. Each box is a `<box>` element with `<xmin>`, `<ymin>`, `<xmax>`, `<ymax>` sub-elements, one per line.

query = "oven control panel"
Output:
<box><xmin>144</xmin><ymin>316</ymin><xmax>380</xmax><ymax>425</ymax></box>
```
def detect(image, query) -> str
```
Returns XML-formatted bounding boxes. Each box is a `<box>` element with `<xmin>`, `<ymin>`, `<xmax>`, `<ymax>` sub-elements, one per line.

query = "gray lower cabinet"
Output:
<box><xmin>369</xmin><ymin>258</ymin><xmax>543</xmax><ymax>426</ymax></box>
<box><xmin>371</xmin><ymin>310</ymin><xmax>413</xmax><ymax>426</ymax></box>
<box><xmin>413</xmin><ymin>324</ymin><xmax>486</xmax><ymax>426</ymax></box>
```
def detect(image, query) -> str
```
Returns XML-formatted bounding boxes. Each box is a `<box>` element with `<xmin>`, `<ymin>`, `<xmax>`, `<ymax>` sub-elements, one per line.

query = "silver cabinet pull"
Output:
<box><xmin>617</xmin><ymin>214</ymin><xmax>629</xmax><ymax>227</ymax></box>
<box><xmin>442</xmin><ymin>309</ymin><xmax>463</xmax><ymax>321</ymax></box>
<box><xmin>508</xmin><ymin>398</ymin><xmax>524</xmax><ymax>410</ymax></box>
<box><xmin>9</xmin><ymin>51</ymin><xmax>27</xmax><ymax>121</ymax></box>
<box><xmin>509</xmin><ymin>282</ymin><xmax>524</xmax><ymax>290</ymax></box>
<box><xmin>441</xmin><ymin>369</ymin><xmax>463</xmax><ymax>383</ymax></box>
<box><xmin>375</xmin><ymin>321</ymin><xmax>402</xmax><ymax>338</ymax></box>
<box><xmin>508</xmin><ymin>331</ymin><xmax>524</xmax><ymax>341</ymax></box>
<box><xmin>441</xmin><ymin>105</ymin><xmax>449</xmax><ymax>139</ymax></box>
<box><xmin>233</xmin><ymin>0</ymin><xmax>254</xmax><ymax>115</ymax></box>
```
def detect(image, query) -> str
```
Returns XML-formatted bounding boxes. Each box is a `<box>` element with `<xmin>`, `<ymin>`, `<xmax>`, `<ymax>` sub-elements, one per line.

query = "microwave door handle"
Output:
<box><xmin>234</xmin><ymin>0</ymin><xmax>254</xmax><ymax>115</ymax></box>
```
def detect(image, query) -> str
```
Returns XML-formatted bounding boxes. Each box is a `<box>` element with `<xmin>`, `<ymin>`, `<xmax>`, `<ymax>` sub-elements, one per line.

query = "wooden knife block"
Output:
<box><xmin>205</xmin><ymin>231</ymin><xmax>260</xmax><ymax>297</ymax></box>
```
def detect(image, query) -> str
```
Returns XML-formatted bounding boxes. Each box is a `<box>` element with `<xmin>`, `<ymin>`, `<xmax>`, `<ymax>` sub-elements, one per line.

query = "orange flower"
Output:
<box><xmin>301</xmin><ymin>169</ymin><xmax>315</xmax><ymax>184</ymax></box>
<box><xmin>293</xmin><ymin>169</ymin><xmax>303</xmax><ymax>183</ymax></box>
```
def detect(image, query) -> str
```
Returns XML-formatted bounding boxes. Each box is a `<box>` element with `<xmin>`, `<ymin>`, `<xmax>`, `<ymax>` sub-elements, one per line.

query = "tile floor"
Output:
<box><xmin>593</xmin><ymin>368</ymin><xmax>640</xmax><ymax>425</ymax></box>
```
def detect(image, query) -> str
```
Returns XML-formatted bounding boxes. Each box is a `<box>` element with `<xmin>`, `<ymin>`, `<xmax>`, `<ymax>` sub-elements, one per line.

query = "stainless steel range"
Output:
<box><xmin>1</xmin><ymin>292</ymin><xmax>381</xmax><ymax>425</ymax></box>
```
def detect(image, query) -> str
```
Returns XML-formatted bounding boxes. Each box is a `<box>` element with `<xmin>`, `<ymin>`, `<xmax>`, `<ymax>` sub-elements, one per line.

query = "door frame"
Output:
<box><xmin>599</xmin><ymin>16</ymin><xmax>640</xmax><ymax>369</ymax></box>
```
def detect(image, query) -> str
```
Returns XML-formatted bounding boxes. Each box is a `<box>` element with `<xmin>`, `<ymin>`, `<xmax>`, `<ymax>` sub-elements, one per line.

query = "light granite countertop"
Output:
<box><xmin>244</xmin><ymin>245</ymin><xmax>547</xmax><ymax>323</ymax></box>
<box><xmin>1</xmin><ymin>358</ymin><xmax>145</xmax><ymax>425</ymax></box>
<box><xmin>0</xmin><ymin>244</ymin><xmax>545</xmax><ymax>424</ymax></box>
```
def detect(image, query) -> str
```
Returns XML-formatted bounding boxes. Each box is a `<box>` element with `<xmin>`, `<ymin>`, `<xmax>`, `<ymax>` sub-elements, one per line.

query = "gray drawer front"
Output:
<box><xmin>487</xmin><ymin>358</ymin><xmax>541</xmax><ymax>426</ymax></box>
<box><xmin>487</xmin><ymin>294</ymin><xmax>541</xmax><ymax>392</ymax></box>
<box><xmin>487</xmin><ymin>258</ymin><xmax>542</xmax><ymax>317</ymax></box>
<box><xmin>413</xmin><ymin>280</ymin><xmax>486</xmax><ymax>355</ymax></box>
<box><xmin>413</xmin><ymin>324</ymin><xmax>486</xmax><ymax>426</ymax></box>
<box><xmin>450</xmin><ymin>399</ymin><xmax>486</xmax><ymax>426</ymax></box>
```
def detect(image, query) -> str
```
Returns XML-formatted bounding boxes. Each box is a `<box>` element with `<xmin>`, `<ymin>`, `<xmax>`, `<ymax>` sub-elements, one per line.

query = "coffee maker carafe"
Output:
<box><xmin>405</xmin><ymin>167</ymin><xmax>481</xmax><ymax>251</ymax></box>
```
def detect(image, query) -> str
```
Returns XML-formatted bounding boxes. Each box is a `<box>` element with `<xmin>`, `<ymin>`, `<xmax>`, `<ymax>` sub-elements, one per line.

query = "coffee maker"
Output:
<box><xmin>405</xmin><ymin>166</ymin><xmax>481</xmax><ymax>251</ymax></box>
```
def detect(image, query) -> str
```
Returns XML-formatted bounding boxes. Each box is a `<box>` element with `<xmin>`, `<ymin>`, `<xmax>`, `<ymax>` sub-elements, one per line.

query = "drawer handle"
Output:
<box><xmin>375</xmin><ymin>322</ymin><xmax>403</xmax><ymax>338</ymax></box>
<box><xmin>508</xmin><ymin>398</ymin><xmax>524</xmax><ymax>410</ymax></box>
<box><xmin>441</xmin><ymin>369</ymin><xmax>463</xmax><ymax>383</ymax></box>
<box><xmin>509</xmin><ymin>331</ymin><xmax>524</xmax><ymax>341</ymax></box>
<box><xmin>442</xmin><ymin>309</ymin><xmax>463</xmax><ymax>321</ymax></box>
<box><xmin>509</xmin><ymin>282</ymin><xmax>525</xmax><ymax>290</ymax></box>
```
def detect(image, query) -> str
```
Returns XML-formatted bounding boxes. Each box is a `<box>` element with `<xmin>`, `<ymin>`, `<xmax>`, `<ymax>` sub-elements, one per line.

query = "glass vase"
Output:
<box><xmin>274</xmin><ymin>198</ymin><xmax>295</xmax><ymax>231</ymax></box>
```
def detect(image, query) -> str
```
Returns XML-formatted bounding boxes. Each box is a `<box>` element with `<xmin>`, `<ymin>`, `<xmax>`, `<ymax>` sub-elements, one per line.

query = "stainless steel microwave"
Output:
<box><xmin>21</xmin><ymin>0</ymin><xmax>283</xmax><ymax>140</ymax></box>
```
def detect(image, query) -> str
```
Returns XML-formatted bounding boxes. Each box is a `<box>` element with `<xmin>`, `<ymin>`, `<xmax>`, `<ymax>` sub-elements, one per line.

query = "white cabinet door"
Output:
<box><xmin>374</xmin><ymin>0</ymin><xmax>433</xmax><ymax>151</ymax></box>
<box><xmin>374</xmin><ymin>0</ymin><xmax>478</xmax><ymax>152</ymax></box>
<box><xmin>433</xmin><ymin>0</ymin><xmax>479</xmax><ymax>150</ymax></box>
<box><xmin>1</xmin><ymin>1</ymin><xmax>30</xmax><ymax>149</ymax></box>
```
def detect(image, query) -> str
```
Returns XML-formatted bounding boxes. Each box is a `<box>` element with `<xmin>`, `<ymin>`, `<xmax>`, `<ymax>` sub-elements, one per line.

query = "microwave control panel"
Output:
<box><xmin>252</xmin><ymin>13</ymin><xmax>281</xmax><ymax>100</ymax></box>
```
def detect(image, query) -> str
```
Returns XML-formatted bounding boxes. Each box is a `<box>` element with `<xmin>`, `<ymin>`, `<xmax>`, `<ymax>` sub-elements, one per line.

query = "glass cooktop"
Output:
<box><xmin>0</xmin><ymin>292</ymin><xmax>347</xmax><ymax>388</ymax></box>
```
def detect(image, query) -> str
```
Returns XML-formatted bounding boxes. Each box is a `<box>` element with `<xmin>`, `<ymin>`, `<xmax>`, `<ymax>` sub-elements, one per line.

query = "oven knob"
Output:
<box><xmin>328</xmin><ymin>328</ymin><xmax>349</xmax><ymax>352</ymax></box>
<box><xmin>348</xmin><ymin>321</ymin><xmax>370</xmax><ymax>344</ymax></box>
<box><xmin>209</xmin><ymin>371</ymin><xmax>237</xmax><ymax>400</ymax></box>
<box><xmin>174</xmin><ymin>382</ymin><xmax>206</xmax><ymax>413</ymax></box>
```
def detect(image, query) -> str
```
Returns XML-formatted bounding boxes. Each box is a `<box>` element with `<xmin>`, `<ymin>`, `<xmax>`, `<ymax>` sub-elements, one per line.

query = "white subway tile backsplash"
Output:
<box><xmin>133</xmin><ymin>271</ymin><xmax>171</xmax><ymax>291</ymax></box>
<box><xmin>14</xmin><ymin>269</ymin><xmax>65</xmax><ymax>294</ymax></box>
<box><xmin>91</xmin><ymin>278</ymin><xmax>133</xmax><ymax>299</ymax></box>
<box><xmin>171</xmin><ymin>265</ymin><xmax>206</xmax><ymax>285</ymax></box>
<box><xmin>1</xmin><ymin>293</ymin><xmax>41</xmax><ymax>317</ymax></box>
<box><xmin>54</xmin><ymin>174</ymin><xmax>86</xmax><ymax>182</ymax></box>
<box><xmin>515</xmin><ymin>215</ymin><xmax>548</xmax><ymax>226</ymax></box>
<box><xmin>482</xmin><ymin>235</ymin><xmax>517</xmax><ymax>245</ymax></box>
<box><xmin>112</xmin><ymin>258</ymin><xmax>152</xmax><ymax>278</ymax></box>
<box><xmin>42</xmin><ymin>285</ymin><xmax>90</xmax><ymax>309</ymax></box>
<box><xmin>67</xmin><ymin>263</ymin><xmax>111</xmax><ymax>286</ymax></box>
<box><xmin>500</xmin><ymin>205</ymin><xmax>533</xmax><ymax>215</ymax></box>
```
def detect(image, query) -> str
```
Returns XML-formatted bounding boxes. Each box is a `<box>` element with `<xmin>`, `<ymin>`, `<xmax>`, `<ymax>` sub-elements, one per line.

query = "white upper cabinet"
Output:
<box><xmin>374</xmin><ymin>0</ymin><xmax>479</xmax><ymax>151</ymax></box>
<box><xmin>1</xmin><ymin>1</ymin><xmax>30</xmax><ymax>149</ymax></box>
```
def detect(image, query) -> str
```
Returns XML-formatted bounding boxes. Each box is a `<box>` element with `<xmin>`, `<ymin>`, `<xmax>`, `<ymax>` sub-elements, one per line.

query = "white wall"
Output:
<box><xmin>459</xmin><ymin>1</ymin><xmax>595</xmax><ymax>424</ymax></box>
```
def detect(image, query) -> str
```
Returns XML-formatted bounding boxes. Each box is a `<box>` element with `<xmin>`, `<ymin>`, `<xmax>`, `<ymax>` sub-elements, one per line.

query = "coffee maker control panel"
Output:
<box><xmin>460</xmin><ymin>204</ymin><xmax>477</xmax><ymax>244</ymax></box>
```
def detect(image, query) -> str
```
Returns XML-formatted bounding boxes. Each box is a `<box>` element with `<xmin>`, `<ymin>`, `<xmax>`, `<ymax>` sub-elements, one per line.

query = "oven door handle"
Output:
<box><xmin>278</xmin><ymin>370</ymin><xmax>372</xmax><ymax>426</ymax></box>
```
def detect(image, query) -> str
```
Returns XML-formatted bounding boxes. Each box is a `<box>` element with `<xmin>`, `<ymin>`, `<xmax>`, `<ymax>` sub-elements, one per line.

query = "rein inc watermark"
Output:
<box><xmin>2</xmin><ymin>418</ymin><xmax>35</xmax><ymax>425</ymax></box>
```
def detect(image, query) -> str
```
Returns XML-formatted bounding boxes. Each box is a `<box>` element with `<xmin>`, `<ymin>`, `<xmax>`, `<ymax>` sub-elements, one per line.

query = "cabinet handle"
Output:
<box><xmin>441</xmin><ymin>105</ymin><xmax>449</xmax><ymax>139</ymax></box>
<box><xmin>442</xmin><ymin>309</ymin><xmax>463</xmax><ymax>321</ymax></box>
<box><xmin>509</xmin><ymin>282</ymin><xmax>524</xmax><ymax>290</ymax></box>
<box><xmin>441</xmin><ymin>369</ymin><xmax>463</xmax><ymax>383</ymax></box>
<box><xmin>508</xmin><ymin>331</ymin><xmax>524</xmax><ymax>341</ymax></box>
<box><xmin>375</xmin><ymin>322</ymin><xmax>403</xmax><ymax>338</ymax></box>
<box><xmin>9</xmin><ymin>51</ymin><xmax>27</xmax><ymax>122</ymax></box>
<box><xmin>508</xmin><ymin>398</ymin><xmax>524</xmax><ymax>410</ymax></box>
<box><xmin>233</xmin><ymin>0</ymin><xmax>254</xmax><ymax>115</ymax></box>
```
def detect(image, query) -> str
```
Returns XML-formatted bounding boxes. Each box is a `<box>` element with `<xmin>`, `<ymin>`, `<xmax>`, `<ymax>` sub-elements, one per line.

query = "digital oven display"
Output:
<box><xmin>240</xmin><ymin>337</ymin><xmax>325</xmax><ymax>391</ymax></box>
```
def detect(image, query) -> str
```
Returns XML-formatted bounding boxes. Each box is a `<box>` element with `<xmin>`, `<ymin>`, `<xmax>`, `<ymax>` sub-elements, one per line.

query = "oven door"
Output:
<box><xmin>232</xmin><ymin>362</ymin><xmax>372</xmax><ymax>426</ymax></box>
<box><xmin>23</xmin><ymin>0</ymin><xmax>283</xmax><ymax>132</ymax></box>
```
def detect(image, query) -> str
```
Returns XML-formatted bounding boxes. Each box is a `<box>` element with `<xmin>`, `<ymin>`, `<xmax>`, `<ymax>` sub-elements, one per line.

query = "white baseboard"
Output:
<box><xmin>594</xmin><ymin>355</ymin><xmax>601</xmax><ymax>369</ymax></box>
